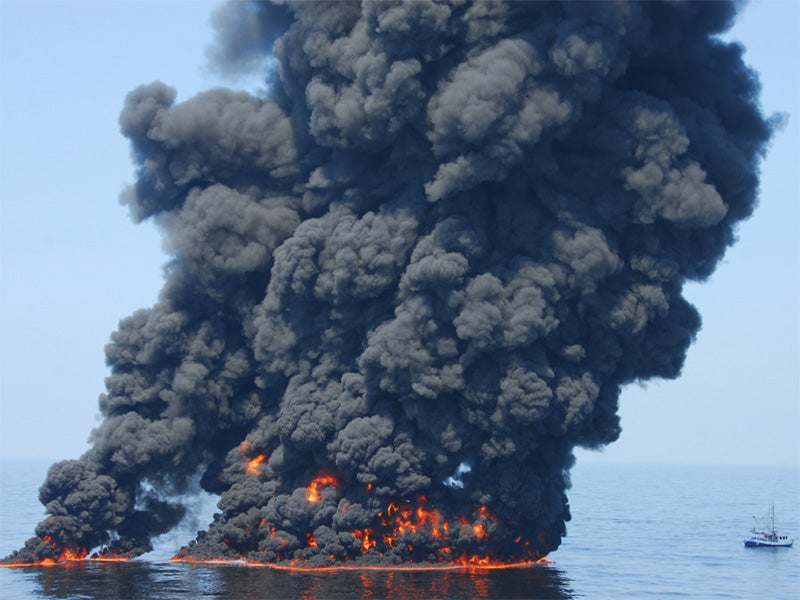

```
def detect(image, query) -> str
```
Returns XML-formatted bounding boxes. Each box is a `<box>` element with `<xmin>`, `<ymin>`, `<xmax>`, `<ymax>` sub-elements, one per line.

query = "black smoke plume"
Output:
<box><xmin>4</xmin><ymin>0</ymin><xmax>773</xmax><ymax>566</ymax></box>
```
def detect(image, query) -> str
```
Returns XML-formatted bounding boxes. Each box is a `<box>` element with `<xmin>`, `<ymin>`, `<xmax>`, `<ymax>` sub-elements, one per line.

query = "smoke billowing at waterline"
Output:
<box><xmin>2</xmin><ymin>0</ymin><xmax>773</xmax><ymax>567</ymax></box>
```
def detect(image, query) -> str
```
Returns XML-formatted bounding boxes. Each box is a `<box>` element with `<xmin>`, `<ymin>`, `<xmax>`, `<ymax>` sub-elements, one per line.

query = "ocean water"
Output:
<box><xmin>1</xmin><ymin>459</ymin><xmax>797</xmax><ymax>599</ymax></box>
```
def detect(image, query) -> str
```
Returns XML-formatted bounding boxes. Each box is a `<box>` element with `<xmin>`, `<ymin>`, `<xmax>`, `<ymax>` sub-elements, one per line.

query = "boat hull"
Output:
<box><xmin>744</xmin><ymin>540</ymin><xmax>793</xmax><ymax>548</ymax></box>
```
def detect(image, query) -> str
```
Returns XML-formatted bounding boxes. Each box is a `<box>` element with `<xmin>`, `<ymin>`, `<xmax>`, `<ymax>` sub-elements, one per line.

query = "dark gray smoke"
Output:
<box><xmin>4</xmin><ymin>0</ymin><xmax>773</xmax><ymax>566</ymax></box>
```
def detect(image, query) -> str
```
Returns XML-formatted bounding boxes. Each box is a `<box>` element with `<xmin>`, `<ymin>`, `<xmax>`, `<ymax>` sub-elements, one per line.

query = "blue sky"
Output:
<box><xmin>0</xmin><ymin>1</ymin><xmax>797</xmax><ymax>466</ymax></box>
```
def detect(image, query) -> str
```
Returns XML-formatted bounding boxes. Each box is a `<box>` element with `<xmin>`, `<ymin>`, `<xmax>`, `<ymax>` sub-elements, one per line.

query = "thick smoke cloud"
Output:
<box><xmin>4</xmin><ymin>0</ymin><xmax>772</xmax><ymax>566</ymax></box>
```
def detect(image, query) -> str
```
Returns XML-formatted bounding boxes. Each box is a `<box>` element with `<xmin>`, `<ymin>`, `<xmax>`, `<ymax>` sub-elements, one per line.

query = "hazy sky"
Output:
<box><xmin>0</xmin><ymin>0</ymin><xmax>797</xmax><ymax>467</ymax></box>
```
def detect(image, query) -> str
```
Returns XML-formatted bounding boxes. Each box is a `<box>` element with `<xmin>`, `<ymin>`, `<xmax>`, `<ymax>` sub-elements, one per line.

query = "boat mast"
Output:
<box><xmin>770</xmin><ymin>502</ymin><xmax>776</xmax><ymax>535</ymax></box>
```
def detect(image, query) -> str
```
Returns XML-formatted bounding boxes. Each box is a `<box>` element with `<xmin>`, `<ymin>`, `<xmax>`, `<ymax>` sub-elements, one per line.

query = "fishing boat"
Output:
<box><xmin>744</xmin><ymin>504</ymin><xmax>794</xmax><ymax>548</ymax></box>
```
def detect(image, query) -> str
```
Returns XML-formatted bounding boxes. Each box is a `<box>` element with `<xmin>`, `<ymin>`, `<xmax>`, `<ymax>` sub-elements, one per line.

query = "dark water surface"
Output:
<box><xmin>3</xmin><ymin>561</ymin><xmax>571</xmax><ymax>599</ymax></box>
<box><xmin>2</xmin><ymin>460</ymin><xmax>797</xmax><ymax>599</ymax></box>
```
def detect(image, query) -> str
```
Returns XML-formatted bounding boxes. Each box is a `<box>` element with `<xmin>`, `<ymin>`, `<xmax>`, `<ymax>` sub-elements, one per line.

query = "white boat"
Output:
<box><xmin>744</xmin><ymin>504</ymin><xmax>794</xmax><ymax>548</ymax></box>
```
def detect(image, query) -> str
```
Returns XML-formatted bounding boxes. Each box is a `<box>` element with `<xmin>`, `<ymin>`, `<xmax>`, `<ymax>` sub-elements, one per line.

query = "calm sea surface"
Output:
<box><xmin>1</xmin><ymin>459</ymin><xmax>797</xmax><ymax>599</ymax></box>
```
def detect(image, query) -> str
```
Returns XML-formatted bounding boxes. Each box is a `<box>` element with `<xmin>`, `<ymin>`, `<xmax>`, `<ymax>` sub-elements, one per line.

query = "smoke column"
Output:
<box><xmin>4</xmin><ymin>0</ymin><xmax>773</xmax><ymax>566</ymax></box>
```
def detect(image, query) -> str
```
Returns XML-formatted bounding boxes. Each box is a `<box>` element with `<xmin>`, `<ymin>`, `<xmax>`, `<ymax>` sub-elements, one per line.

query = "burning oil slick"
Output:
<box><xmin>3</xmin><ymin>0</ymin><xmax>773</xmax><ymax>567</ymax></box>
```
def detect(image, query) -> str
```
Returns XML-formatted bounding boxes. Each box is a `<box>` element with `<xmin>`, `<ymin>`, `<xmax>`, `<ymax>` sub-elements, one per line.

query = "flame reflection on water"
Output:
<box><xmin>5</xmin><ymin>560</ymin><xmax>574</xmax><ymax>599</ymax></box>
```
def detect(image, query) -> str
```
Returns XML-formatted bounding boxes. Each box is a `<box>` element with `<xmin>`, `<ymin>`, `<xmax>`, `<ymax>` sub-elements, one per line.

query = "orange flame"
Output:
<box><xmin>245</xmin><ymin>454</ymin><xmax>266</xmax><ymax>476</ymax></box>
<box><xmin>40</xmin><ymin>548</ymin><xmax>88</xmax><ymax>565</ymax></box>
<box><xmin>305</xmin><ymin>472</ymin><xmax>340</xmax><ymax>503</ymax></box>
<box><xmin>1</xmin><ymin>547</ymin><xmax>90</xmax><ymax>567</ymax></box>
<box><xmin>164</xmin><ymin>482</ymin><xmax>549</xmax><ymax>569</ymax></box>
<box><xmin>90</xmin><ymin>553</ymin><xmax>132</xmax><ymax>562</ymax></box>
<box><xmin>238</xmin><ymin>440</ymin><xmax>268</xmax><ymax>477</ymax></box>
<box><xmin>166</xmin><ymin>556</ymin><xmax>552</xmax><ymax>571</ymax></box>
<box><xmin>357</xmin><ymin>495</ymin><xmax>520</xmax><ymax>564</ymax></box>
<box><xmin>351</xmin><ymin>529</ymin><xmax>377</xmax><ymax>552</ymax></box>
